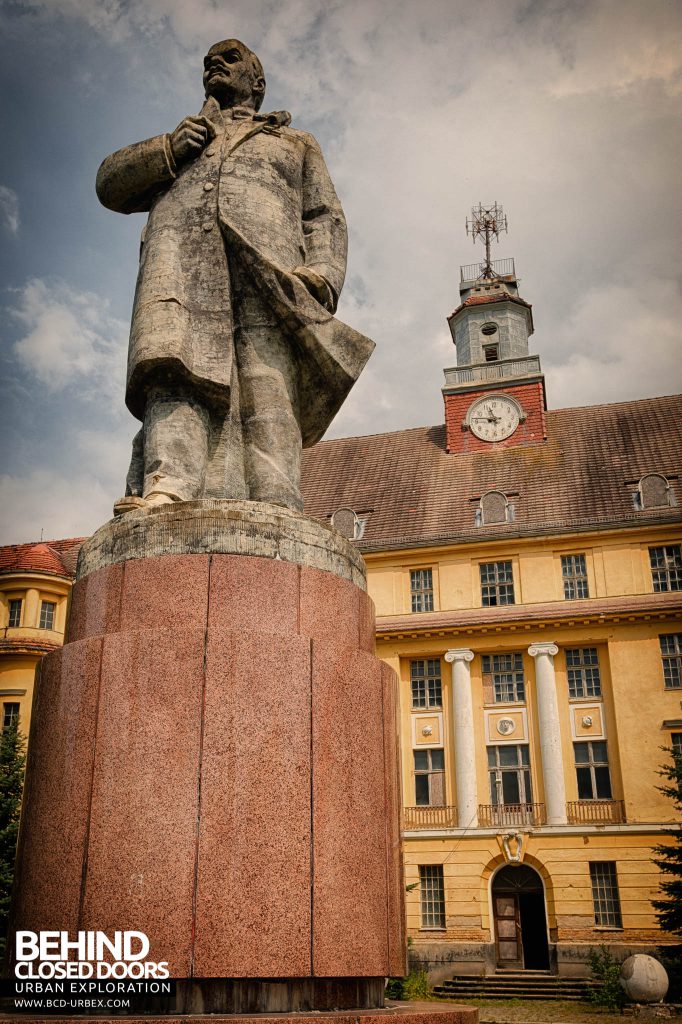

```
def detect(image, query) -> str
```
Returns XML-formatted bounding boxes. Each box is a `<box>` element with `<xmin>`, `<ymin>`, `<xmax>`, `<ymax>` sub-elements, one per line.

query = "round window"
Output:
<box><xmin>481</xmin><ymin>322</ymin><xmax>498</xmax><ymax>336</ymax></box>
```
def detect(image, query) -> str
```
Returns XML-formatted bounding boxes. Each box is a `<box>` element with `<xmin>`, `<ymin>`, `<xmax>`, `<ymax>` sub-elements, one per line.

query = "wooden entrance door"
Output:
<box><xmin>494</xmin><ymin>894</ymin><xmax>522</xmax><ymax>967</ymax></box>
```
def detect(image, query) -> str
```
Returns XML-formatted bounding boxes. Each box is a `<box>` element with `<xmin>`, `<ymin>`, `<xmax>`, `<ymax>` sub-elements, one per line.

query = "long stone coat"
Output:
<box><xmin>96</xmin><ymin>106</ymin><xmax>374</xmax><ymax>446</ymax></box>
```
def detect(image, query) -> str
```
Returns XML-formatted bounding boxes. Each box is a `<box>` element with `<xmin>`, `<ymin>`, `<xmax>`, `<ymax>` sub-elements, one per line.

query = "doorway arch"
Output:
<box><xmin>491</xmin><ymin>864</ymin><xmax>550</xmax><ymax>970</ymax></box>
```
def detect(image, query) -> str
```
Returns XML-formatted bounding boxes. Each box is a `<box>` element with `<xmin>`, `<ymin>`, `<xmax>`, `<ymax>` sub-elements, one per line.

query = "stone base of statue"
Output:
<box><xmin>8</xmin><ymin>501</ymin><xmax>475</xmax><ymax>1022</ymax></box>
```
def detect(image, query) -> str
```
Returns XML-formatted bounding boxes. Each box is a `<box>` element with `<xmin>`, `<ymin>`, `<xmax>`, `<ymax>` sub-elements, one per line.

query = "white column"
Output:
<box><xmin>445</xmin><ymin>648</ymin><xmax>477</xmax><ymax>828</ymax></box>
<box><xmin>528</xmin><ymin>642</ymin><xmax>567</xmax><ymax>825</ymax></box>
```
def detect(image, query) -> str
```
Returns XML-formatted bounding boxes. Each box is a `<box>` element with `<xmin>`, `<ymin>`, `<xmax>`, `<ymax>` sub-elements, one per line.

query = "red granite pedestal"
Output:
<box><xmin>7</xmin><ymin>502</ymin><xmax>476</xmax><ymax>1023</ymax></box>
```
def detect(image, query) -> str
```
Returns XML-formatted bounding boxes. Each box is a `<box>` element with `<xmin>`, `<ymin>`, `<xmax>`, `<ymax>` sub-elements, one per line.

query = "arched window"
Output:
<box><xmin>331</xmin><ymin>506</ymin><xmax>359</xmax><ymax>539</ymax></box>
<box><xmin>477</xmin><ymin>490</ymin><xmax>514</xmax><ymax>526</ymax></box>
<box><xmin>637</xmin><ymin>474</ymin><xmax>673</xmax><ymax>509</ymax></box>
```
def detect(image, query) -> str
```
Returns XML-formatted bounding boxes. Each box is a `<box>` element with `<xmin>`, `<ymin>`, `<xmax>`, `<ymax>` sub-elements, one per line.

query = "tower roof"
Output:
<box><xmin>0</xmin><ymin>538</ymin><xmax>85</xmax><ymax>578</ymax></box>
<box><xmin>449</xmin><ymin>291</ymin><xmax>532</xmax><ymax>320</ymax></box>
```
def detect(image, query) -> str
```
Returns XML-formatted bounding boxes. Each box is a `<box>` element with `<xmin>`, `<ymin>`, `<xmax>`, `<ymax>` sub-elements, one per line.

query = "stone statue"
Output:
<box><xmin>96</xmin><ymin>39</ymin><xmax>374</xmax><ymax>515</ymax></box>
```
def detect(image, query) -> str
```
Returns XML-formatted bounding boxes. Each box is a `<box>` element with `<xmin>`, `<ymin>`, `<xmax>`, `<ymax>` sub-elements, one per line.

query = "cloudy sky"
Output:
<box><xmin>1</xmin><ymin>0</ymin><xmax>681</xmax><ymax>544</ymax></box>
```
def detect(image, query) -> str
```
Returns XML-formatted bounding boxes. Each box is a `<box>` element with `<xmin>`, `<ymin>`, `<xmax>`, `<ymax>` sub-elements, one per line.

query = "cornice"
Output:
<box><xmin>0</xmin><ymin>637</ymin><xmax>61</xmax><ymax>657</ymax></box>
<box><xmin>359</xmin><ymin>510</ymin><xmax>682</xmax><ymax>555</ymax></box>
<box><xmin>376</xmin><ymin>591</ymin><xmax>682</xmax><ymax>639</ymax></box>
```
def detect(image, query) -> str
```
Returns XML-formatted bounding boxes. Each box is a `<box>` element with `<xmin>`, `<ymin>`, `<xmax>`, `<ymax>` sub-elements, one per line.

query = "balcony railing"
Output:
<box><xmin>443</xmin><ymin>355</ymin><xmax>541</xmax><ymax>389</ymax></box>
<box><xmin>403</xmin><ymin>805</ymin><xmax>458</xmax><ymax>829</ymax></box>
<box><xmin>567</xmin><ymin>800</ymin><xmax>626</xmax><ymax>824</ymax></box>
<box><xmin>478</xmin><ymin>803</ymin><xmax>546</xmax><ymax>827</ymax></box>
<box><xmin>460</xmin><ymin>258</ymin><xmax>516</xmax><ymax>282</ymax></box>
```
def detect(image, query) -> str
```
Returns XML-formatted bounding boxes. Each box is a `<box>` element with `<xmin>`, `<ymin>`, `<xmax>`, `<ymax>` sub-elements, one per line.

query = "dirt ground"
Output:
<box><xmin>439</xmin><ymin>997</ymin><xmax>630</xmax><ymax>1023</ymax></box>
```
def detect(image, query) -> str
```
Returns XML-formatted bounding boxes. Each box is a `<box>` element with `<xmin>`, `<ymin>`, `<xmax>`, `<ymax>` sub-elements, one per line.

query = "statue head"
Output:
<box><xmin>203</xmin><ymin>39</ymin><xmax>266</xmax><ymax>111</ymax></box>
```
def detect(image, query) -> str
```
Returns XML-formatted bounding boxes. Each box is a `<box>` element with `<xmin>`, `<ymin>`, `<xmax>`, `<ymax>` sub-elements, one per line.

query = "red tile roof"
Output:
<box><xmin>0</xmin><ymin>538</ymin><xmax>85</xmax><ymax>579</ymax></box>
<box><xmin>301</xmin><ymin>395</ymin><xmax>682</xmax><ymax>551</ymax></box>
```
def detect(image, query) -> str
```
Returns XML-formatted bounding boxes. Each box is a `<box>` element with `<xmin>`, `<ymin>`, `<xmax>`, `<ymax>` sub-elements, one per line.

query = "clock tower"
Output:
<box><xmin>443</xmin><ymin>203</ymin><xmax>547</xmax><ymax>454</ymax></box>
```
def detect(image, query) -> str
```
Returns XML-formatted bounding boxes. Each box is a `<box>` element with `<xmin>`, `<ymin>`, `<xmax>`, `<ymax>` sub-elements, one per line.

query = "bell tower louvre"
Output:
<box><xmin>443</xmin><ymin>202</ymin><xmax>547</xmax><ymax>453</ymax></box>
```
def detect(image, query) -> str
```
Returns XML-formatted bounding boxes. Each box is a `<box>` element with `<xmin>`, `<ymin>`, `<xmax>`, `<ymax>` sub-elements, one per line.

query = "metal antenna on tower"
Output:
<box><xmin>465</xmin><ymin>202</ymin><xmax>508</xmax><ymax>279</ymax></box>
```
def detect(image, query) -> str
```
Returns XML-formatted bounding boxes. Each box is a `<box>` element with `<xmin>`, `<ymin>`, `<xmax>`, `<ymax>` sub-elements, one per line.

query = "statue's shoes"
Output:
<box><xmin>113</xmin><ymin>495</ymin><xmax>147</xmax><ymax>517</ymax></box>
<box><xmin>112</xmin><ymin>492</ymin><xmax>176</xmax><ymax>517</ymax></box>
<box><xmin>143</xmin><ymin>491</ymin><xmax>177</xmax><ymax>507</ymax></box>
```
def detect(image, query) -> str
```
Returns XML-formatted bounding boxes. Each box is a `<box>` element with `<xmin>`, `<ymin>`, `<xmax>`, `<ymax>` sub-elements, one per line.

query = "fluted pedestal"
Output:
<box><xmin>10</xmin><ymin>502</ymin><xmax>405</xmax><ymax>1010</ymax></box>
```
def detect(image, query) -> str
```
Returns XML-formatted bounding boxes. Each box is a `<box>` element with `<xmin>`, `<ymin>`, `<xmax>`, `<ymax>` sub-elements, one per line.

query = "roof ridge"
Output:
<box><xmin>311</xmin><ymin>423</ymin><xmax>444</xmax><ymax>447</ymax></box>
<box><xmin>546</xmin><ymin>393</ymin><xmax>682</xmax><ymax>414</ymax></box>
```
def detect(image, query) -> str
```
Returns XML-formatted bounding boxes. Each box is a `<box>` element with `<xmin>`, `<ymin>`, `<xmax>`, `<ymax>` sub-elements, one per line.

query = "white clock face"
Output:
<box><xmin>468</xmin><ymin>395</ymin><xmax>520</xmax><ymax>442</ymax></box>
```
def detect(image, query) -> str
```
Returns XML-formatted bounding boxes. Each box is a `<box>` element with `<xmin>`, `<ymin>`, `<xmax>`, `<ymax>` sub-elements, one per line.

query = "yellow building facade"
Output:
<box><xmin>366</xmin><ymin>523</ymin><xmax>682</xmax><ymax>978</ymax></box>
<box><xmin>0</xmin><ymin>541</ymin><xmax>81</xmax><ymax>740</ymax></box>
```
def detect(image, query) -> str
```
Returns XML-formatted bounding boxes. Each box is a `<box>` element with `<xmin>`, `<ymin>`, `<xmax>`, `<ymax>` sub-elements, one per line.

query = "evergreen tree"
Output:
<box><xmin>652</xmin><ymin>746</ymin><xmax>682</xmax><ymax>935</ymax></box>
<box><xmin>0</xmin><ymin>720</ymin><xmax>26</xmax><ymax>951</ymax></box>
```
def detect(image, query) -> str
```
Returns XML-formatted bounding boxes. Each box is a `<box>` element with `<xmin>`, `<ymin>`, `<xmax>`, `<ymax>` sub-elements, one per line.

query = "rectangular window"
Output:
<box><xmin>589</xmin><ymin>862</ymin><xmax>623</xmax><ymax>928</ymax></box>
<box><xmin>671</xmin><ymin>733</ymin><xmax>682</xmax><ymax>758</ymax></box>
<box><xmin>8</xmin><ymin>600</ymin><xmax>22</xmax><ymax>628</ymax></box>
<box><xmin>574</xmin><ymin>741</ymin><xmax>613</xmax><ymax>799</ymax></box>
<box><xmin>419</xmin><ymin>864</ymin><xmax>445</xmax><ymax>928</ymax></box>
<box><xmin>566</xmin><ymin>647</ymin><xmax>602</xmax><ymax>699</ymax></box>
<box><xmin>482</xmin><ymin>653</ymin><xmax>525</xmax><ymax>703</ymax></box>
<box><xmin>649</xmin><ymin>545</ymin><xmax>682</xmax><ymax>593</ymax></box>
<box><xmin>660</xmin><ymin>634</ymin><xmax>682</xmax><ymax>689</ymax></box>
<box><xmin>484</xmin><ymin>345</ymin><xmax>499</xmax><ymax>362</ymax></box>
<box><xmin>411</xmin><ymin>658</ymin><xmax>442</xmax><ymax>708</ymax></box>
<box><xmin>2</xmin><ymin>703</ymin><xmax>19</xmax><ymax>731</ymax></box>
<box><xmin>487</xmin><ymin>744</ymin><xmax>532</xmax><ymax>805</ymax></box>
<box><xmin>414</xmin><ymin>748</ymin><xmax>445</xmax><ymax>806</ymax></box>
<box><xmin>39</xmin><ymin>601</ymin><xmax>56</xmax><ymax>630</ymax></box>
<box><xmin>561</xmin><ymin>554</ymin><xmax>589</xmax><ymax>599</ymax></box>
<box><xmin>410</xmin><ymin>568</ymin><xmax>434</xmax><ymax>613</ymax></box>
<box><xmin>480</xmin><ymin>560</ymin><xmax>515</xmax><ymax>606</ymax></box>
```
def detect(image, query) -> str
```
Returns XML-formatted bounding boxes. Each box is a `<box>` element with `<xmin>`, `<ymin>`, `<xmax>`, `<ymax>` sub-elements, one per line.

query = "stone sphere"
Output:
<box><xmin>619</xmin><ymin>954</ymin><xmax>669</xmax><ymax>1003</ymax></box>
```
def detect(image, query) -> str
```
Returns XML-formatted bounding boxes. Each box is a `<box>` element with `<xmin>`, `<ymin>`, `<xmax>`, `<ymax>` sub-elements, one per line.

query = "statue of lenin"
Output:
<box><xmin>96</xmin><ymin>38</ymin><xmax>373</xmax><ymax>515</ymax></box>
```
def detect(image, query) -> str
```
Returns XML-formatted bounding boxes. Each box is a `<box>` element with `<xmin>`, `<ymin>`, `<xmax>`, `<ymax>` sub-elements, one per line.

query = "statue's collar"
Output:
<box><xmin>228</xmin><ymin>105</ymin><xmax>258</xmax><ymax>120</ymax></box>
<box><xmin>200</xmin><ymin>96</ymin><xmax>292</xmax><ymax>131</ymax></box>
<box><xmin>218</xmin><ymin>105</ymin><xmax>292</xmax><ymax>128</ymax></box>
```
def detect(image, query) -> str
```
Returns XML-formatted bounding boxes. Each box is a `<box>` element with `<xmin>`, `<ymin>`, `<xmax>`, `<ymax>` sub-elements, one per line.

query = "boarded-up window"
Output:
<box><xmin>639</xmin><ymin>474</ymin><xmax>670</xmax><ymax>509</ymax></box>
<box><xmin>480</xmin><ymin>490</ymin><xmax>508</xmax><ymax>525</ymax></box>
<box><xmin>331</xmin><ymin>507</ymin><xmax>358</xmax><ymax>538</ymax></box>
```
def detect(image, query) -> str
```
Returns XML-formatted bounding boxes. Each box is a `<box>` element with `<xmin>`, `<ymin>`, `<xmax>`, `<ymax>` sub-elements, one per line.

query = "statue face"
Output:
<box><xmin>203</xmin><ymin>39</ymin><xmax>264</xmax><ymax>109</ymax></box>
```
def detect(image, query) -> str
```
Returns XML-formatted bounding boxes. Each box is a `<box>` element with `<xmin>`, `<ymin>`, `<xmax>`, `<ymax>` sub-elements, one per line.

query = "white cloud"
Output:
<box><xmin>9</xmin><ymin>279</ymin><xmax>127</xmax><ymax>404</ymax></box>
<box><xmin>0</xmin><ymin>185</ymin><xmax>19</xmax><ymax>235</ymax></box>
<box><xmin>545</xmin><ymin>279</ymin><xmax>682</xmax><ymax>409</ymax></box>
<box><xmin>0</xmin><ymin>468</ymin><xmax>113</xmax><ymax>545</ymax></box>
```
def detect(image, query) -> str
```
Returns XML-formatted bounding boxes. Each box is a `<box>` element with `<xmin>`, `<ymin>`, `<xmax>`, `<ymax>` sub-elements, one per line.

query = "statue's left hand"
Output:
<box><xmin>292</xmin><ymin>267</ymin><xmax>335</xmax><ymax>312</ymax></box>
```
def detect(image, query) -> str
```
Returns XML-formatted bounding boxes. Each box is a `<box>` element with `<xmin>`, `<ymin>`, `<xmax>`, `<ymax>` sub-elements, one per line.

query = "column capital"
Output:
<box><xmin>445</xmin><ymin>648</ymin><xmax>474</xmax><ymax>664</ymax></box>
<box><xmin>528</xmin><ymin>641</ymin><xmax>559</xmax><ymax>659</ymax></box>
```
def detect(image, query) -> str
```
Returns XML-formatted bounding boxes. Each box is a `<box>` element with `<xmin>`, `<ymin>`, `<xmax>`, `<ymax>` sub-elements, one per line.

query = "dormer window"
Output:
<box><xmin>476</xmin><ymin>490</ymin><xmax>515</xmax><ymax>526</ymax></box>
<box><xmin>331</xmin><ymin>506</ymin><xmax>358</xmax><ymax>539</ymax></box>
<box><xmin>636</xmin><ymin>474</ymin><xmax>674</xmax><ymax>509</ymax></box>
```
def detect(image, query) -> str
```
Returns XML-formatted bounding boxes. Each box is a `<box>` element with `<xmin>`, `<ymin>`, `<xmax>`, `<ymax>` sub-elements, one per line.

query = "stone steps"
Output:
<box><xmin>433</xmin><ymin>973</ymin><xmax>594</xmax><ymax>1002</ymax></box>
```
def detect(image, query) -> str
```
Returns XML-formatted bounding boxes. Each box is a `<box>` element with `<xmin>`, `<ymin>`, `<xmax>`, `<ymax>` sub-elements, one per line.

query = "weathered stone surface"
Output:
<box><xmin>96</xmin><ymin>38</ymin><xmax>374</xmax><ymax>514</ymax></box>
<box><xmin>76</xmin><ymin>499</ymin><xmax>367</xmax><ymax>588</ymax></box>
<box><xmin>620</xmin><ymin>954</ymin><xmax>669</xmax><ymax>1004</ymax></box>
